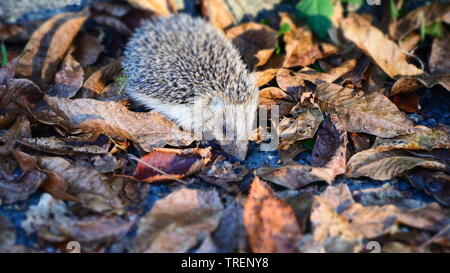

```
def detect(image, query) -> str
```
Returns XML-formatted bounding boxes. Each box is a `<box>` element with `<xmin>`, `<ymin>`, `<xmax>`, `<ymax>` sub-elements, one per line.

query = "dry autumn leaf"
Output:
<box><xmin>15</xmin><ymin>11</ymin><xmax>89</xmax><ymax>88</ymax></box>
<box><xmin>312</xmin><ymin>82</ymin><xmax>414</xmax><ymax>138</ymax></box>
<box><xmin>132</xmin><ymin>147</ymin><xmax>212</xmax><ymax>183</ymax></box>
<box><xmin>226</xmin><ymin>22</ymin><xmax>278</xmax><ymax>68</ymax></box>
<box><xmin>47</xmin><ymin>54</ymin><xmax>84</xmax><ymax>98</ymax></box>
<box><xmin>346</xmin><ymin>148</ymin><xmax>448</xmax><ymax>181</ymax></box>
<box><xmin>133</xmin><ymin>188</ymin><xmax>223</xmax><ymax>253</ymax></box>
<box><xmin>127</xmin><ymin>0</ymin><xmax>172</xmax><ymax>16</ymax></box>
<box><xmin>429</xmin><ymin>35</ymin><xmax>450</xmax><ymax>75</ymax></box>
<box><xmin>243</xmin><ymin>176</ymin><xmax>302</xmax><ymax>253</ymax></box>
<box><xmin>200</xmin><ymin>0</ymin><xmax>234</xmax><ymax>30</ymax></box>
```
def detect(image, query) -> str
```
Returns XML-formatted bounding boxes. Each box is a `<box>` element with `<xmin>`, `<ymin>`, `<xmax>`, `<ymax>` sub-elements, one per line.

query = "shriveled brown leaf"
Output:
<box><xmin>253</xmin><ymin>69</ymin><xmax>279</xmax><ymax>87</ymax></box>
<box><xmin>391</xmin><ymin>74</ymin><xmax>450</xmax><ymax>95</ymax></box>
<box><xmin>0</xmin><ymin>168</ymin><xmax>46</xmax><ymax>205</ymax></box>
<box><xmin>127</xmin><ymin>0</ymin><xmax>171</xmax><ymax>16</ymax></box>
<box><xmin>389</xmin><ymin>3</ymin><xmax>450</xmax><ymax>40</ymax></box>
<box><xmin>405</xmin><ymin>169</ymin><xmax>450</xmax><ymax>207</ymax></box>
<box><xmin>244</xmin><ymin>176</ymin><xmax>301</xmax><ymax>253</ymax></box>
<box><xmin>133</xmin><ymin>188</ymin><xmax>223</xmax><ymax>253</ymax></box>
<box><xmin>0</xmin><ymin>115</ymin><xmax>31</xmax><ymax>155</ymax></box>
<box><xmin>373</xmin><ymin>125</ymin><xmax>450</xmax><ymax>151</ymax></box>
<box><xmin>200</xmin><ymin>0</ymin><xmax>234</xmax><ymax>30</ymax></box>
<box><xmin>19</xmin><ymin>135</ymin><xmax>111</xmax><ymax>155</ymax></box>
<box><xmin>341</xmin><ymin>13</ymin><xmax>423</xmax><ymax>79</ymax></box>
<box><xmin>37</xmin><ymin>156</ymin><xmax>124</xmax><ymax>213</ymax></box>
<box><xmin>82</xmin><ymin>60</ymin><xmax>122</xmax><ymax>95</ymax></box>
<box><xmin>132</xmin><ymin>147</ymin><xmax>212</xmax><ymax>183</ymax></box>
<box><xmin>257</xmin><ymin>163</ymin><xmax>335</xmax><ymax>190</ymax></box>
<box><xmin>311</xmin><ymin>114</ymin><xmax>347</xmax><ymax>177</ymax></box>
<box><xmin>279</xmin><ymin>13</ymin><xmax>337</xmax><ymax>68</ymax></box>
<box><xmin>346</xmin><ymin>148</ymin><xmax>448</xmax><ymax>181</ymax></box>
<box><xmin>15</xmin><ymin>11</ymin><xmax>89</xmax><ymax>88</ymax></box>
<box><xmin>73</xmin><ymin>33</ymin><xmax>104</xmax><ymax>68</ymax></box>
<box><xmin>48</xmin><ymin>54</ymin><xmax>84</xmax><ymax>98</ymax></box>
<box><xmin>390</xmin><ymin>93</ymin><xmax>419</xmax><ymax>113</ymax></box>
<box><xmin>429</xmin><ymin>35</ymin><xmax>450</xmax><ymax>75</ymax></box>
<box><xmin>16</xmin><ymin>94</ymin><xmax>195</xmax><ymax>152</ymax></box>
<box><xmin>226</xmin><ymin>22</ymin><xmax>277</xmax><ymax>68</ymax></box>
<box><xmin>277</xmin><ymin>101</ymin><xmax>323</xmax><ymax>149</ymax></box>
<box><xmin>312</xmin><ymin>82</ymin><xmax>414</xmax><ymax>138</ymax></box>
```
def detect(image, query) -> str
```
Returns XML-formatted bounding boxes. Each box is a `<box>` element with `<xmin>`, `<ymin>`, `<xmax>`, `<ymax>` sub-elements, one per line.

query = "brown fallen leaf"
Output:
<box><xmin>18</xmin><ymin>135</ymin><xmax>111</xmax><ymax>155</ymax></box>
<box><xmin>132</xmin><ymin>147</ymin><xmax>212</xmax><ymax>183</ymax></box>
<box><xmin>373</xmin><ymin>125</ymin><xmax>450</xmax><ymax>151</ymax></box>
<box><xmin>37</xmin><ymin>156</ymin><xmax>124</xmax><ymax>213</ymax></box>
<box><xmin>21</xmin><ymin>193</ymin><xmax>132</xmax><ymax>250</ymax></box>
<box><xmin>346</xmin><ymin>148</ymin><xmax>448</xmax><ymax>181</ymax></box>
<box><xmin>311</xmin><ymin>114</ymin><xmax>347</xmax><ymax>177</ymax></box>
<box><xmin>15</xmin><ymin>11</ymin><xmax>89</xmax><ymax>88</ymax></box>
<box><xmin>92</xmin><ymin>15</ymin><xmax>133</xmax><ymax>36</ymax></box>
<box><xmin>127</xmin><ymin>0</ymin><xmax>171</xmax><ymax>16</ymax></box>
<box><xmin>277</xmin><ymin>101</ymin><xmax>324</xmax><ymax>149</ymax></box>
<box><xmin>0</xmin><ymin>115</ymin><xmax>31</xmax><ymax>155</ymax></box>
<box><xmin>12</xmin><ymin>91</ymin><xmax>195</xmax><ymax>151</ymax></box>
<box><xmin>312</xmin><ymin>82</ymin><xmax>414</xmax><ymax>138</ymax></box>
<box><xmin>0</xmin><ymin>169</ymin><xmax>46</xmax><ymax>205</ymax></box>
<box><xmin>253</xmin><ymin>69</ymin><xmax>279</xmax><ymax>88</ymax></box>
<box><xmin>47</xmin><ymin>54</ymin><xmax>84</xmax><ymax>98</ymax></box>
<box><xmin>91</xmin><ymin>1</ymin><xmax>133</xmax><ymax>17</ymax></box>
<box><xmin>73</xmin><ymin>33</ymin><xmax>104</xmax><ymax>68</ymax></box>
<box><xmin>81</xmin><ymin>60</ymin><xmax>122</xmax><ymax>95</ymax></box>
<box><xmin>243</xmin><ymin>176</ymin><xmax>302</xmax><ymax>253</ymax></box>
<box><xmin>279</xmin><ymin>13</ymin><xmax>337</xmax><ymax>68</ymax></box>
<box><xmin>226</xmin><ymin>22</ymin><xmax>278</xmax><ymax>68</ymax></box>
<box><xmin>389</xmin><ymin>3</ymin><xmax>450</xmax><ymax>40</ymax></box>
<box><xmin>390</xmin><ymin>93</ymin><xmax>419</xmax><ymax>113</ymax></box>
<box><xmin>405</xmin><ymin>169</ymin><xmax>450</xmax><ymax>207</ymax></box>
<box><xmin>200</xmin><ymin>0</ymin><xmax>234</xmax><ymax>30</ymax></box>
<box><xmin>429</xmin><ymin>35</ymin><xmax>450</xmax><ymax>74</ymax></box>
<box><xmin>341</xmin><ymin>13</ymin><xmax>423</xmax><ymax>79</ymax></box>
<box><xmin>133</xmin><ymin>188</ymin><xmax>223</xmax><ymax>253</ymax></box>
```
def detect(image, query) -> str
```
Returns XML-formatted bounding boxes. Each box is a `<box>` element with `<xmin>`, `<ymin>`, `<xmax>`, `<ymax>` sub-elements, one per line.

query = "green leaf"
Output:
<box><xmin>389</xmin><ymin>0</ymin><xmax>399</xmax><ymax>20</ymax></box>
<box><xmin>1</xmin><ymin>42</ymin><xmax>7</xmax><ymax>67</ymax></box>
<box><xmin>260</xmin><ymin>18</ymin><xmax>270</xmax><ymax>26</ymax></box>
<box><xmin>278</xmin><ymin>23</ymin><xmax>292</xmax><ymax>36</ymax></box>
<box><xmin>341</xmin><ymin>0</ymin><xmax>363</xmax><ymax>5</ymax></box>
<box><xmin>424</xmin><ymin>21</ymin><xmax>444</xmax><ymax>39</ymax></box>
<box><xmin>296</xmin><ymin>0</ymin><xmax>334</xmax><ymax>40</ymax></box>
<box><xmin>419</xmin><ymin>11</ymin><xmax>426</xmax><ymax>41</ymax></box>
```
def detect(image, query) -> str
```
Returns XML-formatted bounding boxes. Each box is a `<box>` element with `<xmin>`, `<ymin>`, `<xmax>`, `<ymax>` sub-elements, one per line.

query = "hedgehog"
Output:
<box><xmin>122</xmin><ymin>14</ymin><xmax>259</xmax><ymax>160</ymax></box>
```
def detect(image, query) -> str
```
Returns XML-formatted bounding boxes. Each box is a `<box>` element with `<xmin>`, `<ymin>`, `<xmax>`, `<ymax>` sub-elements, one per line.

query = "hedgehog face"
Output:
<box><xmin>205</xmin><ymin>94</ymin><xmax>258</xmax><ymax>160</ymax></box>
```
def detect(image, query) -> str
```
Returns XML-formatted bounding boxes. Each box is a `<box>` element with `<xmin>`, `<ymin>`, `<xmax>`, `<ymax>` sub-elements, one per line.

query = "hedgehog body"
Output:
<box><xmin>122</xmin><ymin>14</ymin><xmax>259</xmax><ymax>159</ymax></box>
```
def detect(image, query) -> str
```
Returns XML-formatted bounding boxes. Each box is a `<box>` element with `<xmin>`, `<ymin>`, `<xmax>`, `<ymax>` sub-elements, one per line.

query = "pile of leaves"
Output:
<box><xmin>0</xmin><ymin>0</ymin><xmax>449</xmax><ymax>253</ymax></box>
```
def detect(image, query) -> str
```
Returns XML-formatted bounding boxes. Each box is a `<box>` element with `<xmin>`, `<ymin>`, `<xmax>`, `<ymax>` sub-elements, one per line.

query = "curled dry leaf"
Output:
<box><xmin>48</xmin><ymin>54</ymin><xmax>84</xmax><ymax>98</ymax></box>
<box><xmin>429</xmin><ymin>35</ymin><xmax>450</xmax><ymax>75</ymax></box>
<box><xmin>406</xmin><ymin>169</ymin><xmax>450</xmax><ymax>207</ymax></box>
<box><xmin>19</xmin><ymin>135</ymin><xmax>111</xmax><ymax>155</ymax></box>
<box><xmin>277</xmin><ymin>101</ymin><xmax>323</xmax><ymax>149</ymax></box>
<box><xmin>15</xmin><ymin>11</ymin><xmax>89</xmax><ymax>88</ymax></box>
<box><xmin>340</xmin><ymin>13</ymin><xmax>423</xmax><ymax>79</ymax></box>
<box><xmin>200</xmin><ymin>0</ymin><xmax>234</xmax><ymax>30</ymax></box>
<box><xmin>127</xmin><ymin>0</ymin><xmax>171</xmax><ymax>16</ymax></box>
<box><xmin>132</xmin><ymin>147</ymin><xmax>212</xmax><ymax>183</ymax></box>
<box><xmin>0</xmin><ymin>115</ymin><xmax>31</xmax><ymax>155</ymax></box>
<box><xmin>280</xmin><ymin>13</ymin><xmax>336</xmax><ymax>68</ymax></box>
<box><xmin>311</xmin><ymin>114</ymin><xmax>347</xmax><ymax>177</ymax></box>
<box><xmin>373</xmin><ymin>125</ymin><xmax>450</xmax><ymax>151</ymax></box>
<box><xmin>133</xmin><ymin>188</ymin><xmax>223</xmax><ymax>253</ymax></box>
<box><xmin>243</xmin><ymin>176</ymin><xmax>302</xmax><ymax>253</ymax></box>
<box><xmin>346</xmin><ymin>148</ymin><xmax>448</xmax><ymax>181</ymax></box>
<box><xmin>18</xmin><ymin>94</ymin><xmax>195</xmax><ymax>152</ymax></box>
<box><xmin>37</xmin><ymin>156</ymin><xmax>124</xmax><ymax>213</ymax></box>
<box><xmin>22</xmin><ymin>193</ymin><xmax>132</xmax><ymax>248</ymax></box>
<box><xmin>312</xmin><ymin>82</ymin><xmax>414</xmax><ymax>138</ymax></box>
<box><xmin>73</xmin><ymin>33</ymin><xmax>104</xmax><ymax>68</ymax></box>
<box><xmin>254</xmin><ymin>69</ymin><xmax>279</xmax><ymax>88</ymax></box>
<box><xmin>226</xmin><ymin>22</ymin><xmax>277</xmax><ymax>68</ymax></box>
<box><xmin>82</xmin><ymin>60</ymin><xmax>122</xmax><ymax>95</ymax></box>
<box><xmin>0</xmin><ymin>169</ymin><xmax>46</xmax><ymax>205</ymax></box>
<box><xmin>389</xmin><ymin>3</ymin><xmax>450</xmax><ymax>40</ymax></box>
